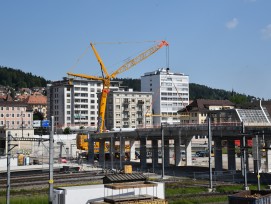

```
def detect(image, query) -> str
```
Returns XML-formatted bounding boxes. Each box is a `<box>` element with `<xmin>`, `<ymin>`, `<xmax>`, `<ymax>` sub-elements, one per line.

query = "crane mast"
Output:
<box><xmin>67</xmin><ymin>40</ymin><xmax>169</xmax><ymax>133</ymax></box>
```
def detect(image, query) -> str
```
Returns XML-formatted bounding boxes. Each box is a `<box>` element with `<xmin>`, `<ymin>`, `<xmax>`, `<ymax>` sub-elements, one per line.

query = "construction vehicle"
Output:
<box><xmin>76</xmin><ymin>133</ymin><xmax>130</xmax><ymax>160</ymax></box>
<box><xmin>67</xmin><ymin>40</ymin><xmax>169</xmax><ymax>133</ymax></box>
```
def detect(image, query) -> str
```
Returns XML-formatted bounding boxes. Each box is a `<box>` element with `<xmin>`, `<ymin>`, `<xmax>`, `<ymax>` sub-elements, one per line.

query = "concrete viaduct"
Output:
<box><xmin>87</xmin><ymin>122</ymin><xmax>271</xmax><ymax>173</ymax></box>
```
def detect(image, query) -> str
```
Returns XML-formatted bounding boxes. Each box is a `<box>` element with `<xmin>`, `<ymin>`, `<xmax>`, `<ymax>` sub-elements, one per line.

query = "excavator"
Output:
<box><xmin>68</xmin><ymin>40</ymin><xmax>168</xmax><ymax>158</ymax></box>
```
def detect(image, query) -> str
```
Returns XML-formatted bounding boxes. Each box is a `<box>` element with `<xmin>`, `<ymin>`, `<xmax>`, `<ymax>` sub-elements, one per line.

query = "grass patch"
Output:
<box><xmin>0</xmin><ymin>195</ymin><xmax>48</xmax><ymax>204</ymax></box>
<box><xmin>216</xmin><ymin>184</ymin><xmax>243</xmax><ymax>193</ymax></box>
<box><xmin>166</xmin><ymin>186</ymin><xmax>206</xmax><ymax>196</ymax></box>
<box><xmin>169</xmin><ymin>195</ymin><xmax>228</xmax><ymax>204</ymax></box>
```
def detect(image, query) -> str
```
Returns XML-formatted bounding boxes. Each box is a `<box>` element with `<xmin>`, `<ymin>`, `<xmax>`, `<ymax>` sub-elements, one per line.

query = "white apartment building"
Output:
<box><xmin>47</xmin><ymin>78</ymin><xmax>101</xmax><ymax>130</ymax></box>
<box><xmin>105</xmin><ymin>89</ymin><xmax>153</xmax><ymax>130</ymax></box>
<box><xmin>47</xmin><ymin>78</ymin><xmax>123</xmax><ymax>131</ymax></box>
<box><xmin>141</xmin><ymin>68</ymin><xmax>189</xmax><ymax>126</ymax></box>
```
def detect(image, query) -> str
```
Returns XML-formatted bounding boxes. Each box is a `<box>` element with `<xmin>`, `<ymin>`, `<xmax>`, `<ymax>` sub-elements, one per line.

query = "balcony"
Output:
<box><xmin>123</xmin><ymin>99</ymin><xmax>130</xmax><ymax>104</ymax></box>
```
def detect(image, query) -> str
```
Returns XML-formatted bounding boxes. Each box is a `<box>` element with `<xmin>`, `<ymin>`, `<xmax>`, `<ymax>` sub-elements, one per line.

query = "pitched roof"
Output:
<box><xmin>25</xmin><ymin>95</ymin><xmax>47</xmax><ymax>105</ymax></box>
<box><xmin>178</xmin><ymin>99</ymin><xmax>235</xmax><ymax>113</ymax></box>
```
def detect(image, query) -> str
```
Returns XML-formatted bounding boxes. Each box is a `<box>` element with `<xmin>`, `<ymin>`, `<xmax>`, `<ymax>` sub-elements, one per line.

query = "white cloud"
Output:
<box><xmin>226</xmin><ymin>18</ymin><xmax>239</xmax><ymax>29</ymax></box>
<box><xmin>262</xmin><ymin>24</ymin><xmax>271</xmax><ymax>39</ymax></box>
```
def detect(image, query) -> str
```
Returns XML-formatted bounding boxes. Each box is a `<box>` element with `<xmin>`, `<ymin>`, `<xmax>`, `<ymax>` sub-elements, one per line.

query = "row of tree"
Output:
<box><xmin>0</xmin><ymin>66</ymin><xmax>259</xmax><ymax>105</ymax></box>
<box><xmin>116</xmin><ymin>78</ymin><xmax>259</xmax><ymax>105</ymax></box>
<box><xmin>0</xmin><ymin>66</ymin><xmax>49</xmax><ymax>89</ymax></box>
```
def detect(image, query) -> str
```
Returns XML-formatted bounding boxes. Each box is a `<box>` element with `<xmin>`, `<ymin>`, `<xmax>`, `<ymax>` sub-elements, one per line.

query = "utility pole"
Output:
<box><xmin>161</xmin><ymin>124</ymin><xmax>164</xmax><ymax>179</ymax></box>
<box><xmin>208</xmin><ymin>117</ymin><xmax>213</xmax><ymax>192</ymax></box>
<box><xmin>6</xmin><ymin>132</ymin><xmax>11</xmax><ymax>204</ymax></box>
<box><xmin>242</xmin><ymin>122</ymin><xmax>249</xmax><ymax>190</ymax></box>
<box><xmin>49</xmin><ymin>116</ymin><xmax>54</xmax><ymax>204</ymax></box>
<box><xmin>6</xmin><ymin>131</ymin><xmax>18</xmax><ymax>204</ymax></box>
<box><xmin>256</xmin><ymin>134</ymin><xmax>260</xmax><ymax>190</ymax></box>
<box><xmin>21</xmin><ymin>112</ymin><xmax>24</xmax><ymax>138</ymax></box>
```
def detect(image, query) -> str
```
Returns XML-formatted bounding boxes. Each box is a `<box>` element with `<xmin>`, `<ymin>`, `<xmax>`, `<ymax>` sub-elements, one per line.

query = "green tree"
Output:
<box><xmin>63</xmin><ymin>127</ymin><xmax>71</xmax><ymax>134</ymax></box>
<box><xmin>33</xmin><ymin>111</ymin><xmax>44</xmax><ymax>121</ymax></box>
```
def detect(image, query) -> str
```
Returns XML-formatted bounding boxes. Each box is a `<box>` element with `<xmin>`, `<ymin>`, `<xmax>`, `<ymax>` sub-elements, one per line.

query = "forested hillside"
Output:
<box><xmin>0</xmin><ymin>67</ymin><xmax>257</xmax><ymax>104</ymax></box>
<box><xmin>0</xmin><ymin>66</ymin><xmax>49</xmax><ymax>89</ymax></box>
<box><xmin>116</xmin><ymin>78</ymin><xmax>257</xmax><ymax>104</ymax></box>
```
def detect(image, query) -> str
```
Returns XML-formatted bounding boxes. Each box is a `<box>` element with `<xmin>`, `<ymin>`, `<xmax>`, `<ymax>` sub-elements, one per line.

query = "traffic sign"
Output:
<box><xmin>42</xmin><ymin>120</ymin><xmax>50</xmax><ymax>127</ymax></box>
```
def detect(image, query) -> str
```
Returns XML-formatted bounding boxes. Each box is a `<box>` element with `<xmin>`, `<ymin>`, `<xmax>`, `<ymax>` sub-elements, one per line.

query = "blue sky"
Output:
<box><xmin>1</xmin><ymin>0</ymin><xmax>271</xmax><ymax>99</ymax></box>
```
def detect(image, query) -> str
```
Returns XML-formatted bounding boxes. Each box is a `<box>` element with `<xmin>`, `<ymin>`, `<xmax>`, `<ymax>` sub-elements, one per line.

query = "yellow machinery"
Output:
<box><xmin>68</xmin><ymin>40</ymin><xmax>168</xmax><ymax>133</ymax></box>
<box><xmin>76</xmin><ymin>133</ymin><xmax>129</xmax><ymax>153</ymax></box>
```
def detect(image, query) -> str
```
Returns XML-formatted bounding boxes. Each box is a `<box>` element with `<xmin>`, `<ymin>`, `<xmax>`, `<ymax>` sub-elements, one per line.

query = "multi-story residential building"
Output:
<box><xmin>0</xmin><ymin>101</ymin><xmax>34</xmax><ymax>155</ymax></box>
<box><xmin>47</xmin><ymin>78</ymin><xmax>100</xmax><ymax>130</ymax></box>
<box><xmin>25</xmin><ymin>93</ymin><xmax>47</xmax><ymax>119</ymax></box>
<box><xmin>141</xmin><ymin>68</ymin><xmax>189</xmax><ymax>126</ymax></box>
<box><xmin>105</xmin><ymin>89</ymin><xmax>153</xmax><ymax>130</ymax></box>
<box><xmin>47</xmin><ymin>78</ymin><xmax>124</xmax><ymax>130</ymax></box>
<box><xmin>178</xmin><ymin>99</ymin><xmax>235</xmax><ymax>145</ymax></box>
<box><xmin>0</xmin><ymin>101</ymin><xmax>33</xmax><ymax>130</ymax></box>
<box><xmin>178</xmin><ymin>99</ymin><xmax>235</xmax><ymax>124</ymax></box>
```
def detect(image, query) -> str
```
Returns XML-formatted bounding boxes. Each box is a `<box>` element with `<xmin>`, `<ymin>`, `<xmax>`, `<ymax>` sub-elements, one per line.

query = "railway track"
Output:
<box><xmin>0</xmin><ymin>170</ymin><xmax>107</xmax><ymax>189</ymax></box>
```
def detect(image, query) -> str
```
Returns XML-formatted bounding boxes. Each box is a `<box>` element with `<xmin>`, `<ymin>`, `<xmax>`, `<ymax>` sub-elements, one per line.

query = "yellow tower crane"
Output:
<box><xmin>67</xmin><ymin>40</ymin><xmax>168</xmax><ymax>133</ymax></box>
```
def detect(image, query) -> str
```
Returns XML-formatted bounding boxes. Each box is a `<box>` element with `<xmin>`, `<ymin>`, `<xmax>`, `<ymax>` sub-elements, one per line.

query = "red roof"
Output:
<box><xmin>25</xmin><ymin>95</ymin><xmax>47</xmax><ymax>105</ymax></box>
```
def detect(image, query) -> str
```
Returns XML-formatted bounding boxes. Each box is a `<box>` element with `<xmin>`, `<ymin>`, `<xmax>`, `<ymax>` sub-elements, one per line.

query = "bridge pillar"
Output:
<box><xmin>110</xmin><ymin>136</ymin><xmax>116</xmax><ymax>170</ymax></box>
<box><xmin>185</xmin><ymin>137</ymin><xmax>193</xmax><ymax>166</ymax></box>
<box><xmin>164</xmin><ymin>139</ymin><xmax>170</xmax><ymax>167</ymax></box>
<box><xmin>174</xmin><ymin>134</ymin><xmax>181</xmax><ymax>166</ymax></box>
<box><xmin>240</xmin><ymin>138</ymin><xmax>249</xmax><ymax>174</ymax></box>
<box><xmin>152</xmin><ymin>139</ymin><xmax>159</xmax><ymax>168</ymax></box>
<box><xmin>227</xmin><ymin>139</ymin><xmax>236</xmax><ymax>172</ymax></box>
<box><xmin>140</xmin><ymin>137</ymin><xmax>147</xmax><ymax>169</ymax></box>
<box><xmin>120</xmin><ymin>135</ymin><xmax>125</xmax><ymax>170</ymax></box>
<box><xmin>265</xmin><ymin>140</ymin><xmax>271</xmax><ymax>172</ymax></box>
<box><xmin>88</xmin><ymin>136</ymin><xmax>95</xmax><ymax>165</ymax></box>
<box><xmin>214</xmin><ymin>138</ymin><xmax>223</xmax><ymax>172</ymax></box>
<box><xmin>130</xmin><ymin>140</ymin><xmax>136</xmax><ymax>161</ymax></box>
<box><xmin>252</xmin><ymin>137</ymin><xmax>262</xmax><ymax>173</ymax></box>
<box><xmin>99</xmin><ymin>139</ymin><xmax>105</xmax><ymax>168</ymax></box>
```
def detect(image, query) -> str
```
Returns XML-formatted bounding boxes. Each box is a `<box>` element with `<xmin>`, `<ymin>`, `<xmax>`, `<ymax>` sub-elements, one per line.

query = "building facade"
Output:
<box><xmin>178</xmin><ymin>99</ymin><xmax>235</xmax><ymax>124</ymax></box>
<box><xmin>178</xmin><ymin>99</ymin><xmax>235</xmax><ymax>145</ymax></box>
<box><xmin>141</xmin><ymin>68</ymin><xmax>189</xmax><ymax>126</ymax></box>
<box><xmin>0</xmin><ymin>101</ymin><xmax>34</xmax><ymax>155</ymax></box>
<box><xmin>47</xmin><ymin>78</ymin><xmax>102</xmax><ymax>130</ymax></box>
<box><xmin>47</xmin><ymin>78</ymin><xmax>125</xmax><ymax>131</ymax></box>
<box><xmin>0</xmin><ymin>101</ymin><xmax>33</xmax><ymax>130</ymax></box>
<box><xmin>25</xmin><ymin>93</ymin><xmax>47</xmax><ymax>119</ymax></box>
<box><xmin>105</xmin><ymin>89</ymin><xmax>153</xmax><ymax>130</ymax></box>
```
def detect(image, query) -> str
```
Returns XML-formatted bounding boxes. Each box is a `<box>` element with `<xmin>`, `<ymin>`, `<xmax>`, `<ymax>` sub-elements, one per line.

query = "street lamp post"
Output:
<box><xmin>161</xmin><ymin>124</ymin><xmax>164</xmax><ymax>179</ymax></box>
<box><xmin>21</xmin><ymin>112</ymin><xmax>24</xmax><ymax>138</ymax></box>
<box><xmin>208</xmin><ymin>117</ymin><xmax>213</xmax><ymax>192</ymax></box>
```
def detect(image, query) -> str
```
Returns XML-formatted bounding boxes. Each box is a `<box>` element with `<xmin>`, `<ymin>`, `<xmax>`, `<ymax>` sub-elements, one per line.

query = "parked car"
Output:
<box><xmin>196</xmin><ymin>150</ymin><xmax>209</xmax><ymax>157</ymax></box>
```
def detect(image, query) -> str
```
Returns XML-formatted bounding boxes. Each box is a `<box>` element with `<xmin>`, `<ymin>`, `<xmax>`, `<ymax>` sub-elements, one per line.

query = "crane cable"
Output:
<box><xmin>92</xmin><ymin>40</ymin><xmax>157</xmax><ymax>45</ymax></box>
<box><xmin>166</xmin><ymin>45</ymin><xmax>169</xmax><ymax>69</ymax></box>
<box><xmin>144</xmin><ymin>45</ymin><xmax>170</xmax><ymax>119</ymax></box>
<box><xmin>67</xmin><ymin>45</ymin><xmax>91</xmax><ymax>73</ymax></box>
